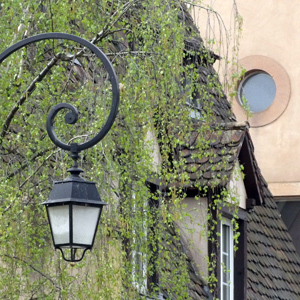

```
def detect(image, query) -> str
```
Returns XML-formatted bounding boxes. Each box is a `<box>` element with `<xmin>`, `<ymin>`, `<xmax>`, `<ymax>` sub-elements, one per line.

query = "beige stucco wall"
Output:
<box><xmin>175</xmin><ymin>197</ymin><xmax>208</xmax><ymax>278</ymax></box>
<box><xmin>228</xmin><ymin>162</ymin><xmax>247</xmax><ymax>210</ymax></box>
<box><xmin>146</xmin><ymin>129</ymin><xmax>162</xmax><ymax>173</ymax></box>
<box><xmin>194</xmin><ymin>1</ymin><xmax>300</xmax><ymax>198</ymax></box>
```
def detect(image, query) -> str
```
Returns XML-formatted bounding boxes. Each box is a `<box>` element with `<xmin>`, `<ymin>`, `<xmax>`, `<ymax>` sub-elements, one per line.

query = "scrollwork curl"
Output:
<box><xmin>46</xmin><ymin>103</ymin><xmax>79</xmax><ymax>151</ymax></box>
<box><xmin>0</xmin><ymin>32</ymin><xmax>120</xmax><ymax>153</ymax></box>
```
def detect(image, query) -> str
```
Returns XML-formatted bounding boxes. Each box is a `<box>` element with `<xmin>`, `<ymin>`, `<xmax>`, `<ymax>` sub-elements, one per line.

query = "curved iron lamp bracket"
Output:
<box><xmin>58</xmin><ymin>247</ymin><xmax>89</xmax><ymax>263</ymax></box>
<box><xmin>0</xmin><ymin>32</ymin><xmax>120</xmax><ymax>155</ymax></box>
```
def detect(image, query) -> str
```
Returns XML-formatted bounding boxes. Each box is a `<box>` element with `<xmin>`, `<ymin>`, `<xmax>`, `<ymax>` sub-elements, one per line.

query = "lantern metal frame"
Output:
<box><xmin>45</xmin><ymin>171</ymin><xmax>106</xmax><ymax>262</ymax></box>
<box><xmin>0</xmin><ymin>33</ymin><xmax>119</xmax><ymax>262</ymax></box>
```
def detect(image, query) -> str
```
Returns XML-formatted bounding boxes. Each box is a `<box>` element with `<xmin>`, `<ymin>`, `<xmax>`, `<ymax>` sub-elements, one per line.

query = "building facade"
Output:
<box><xmin>194</xmin><ymin>0</ymin><xmax>300</xmax><ymax>254</ymax></box>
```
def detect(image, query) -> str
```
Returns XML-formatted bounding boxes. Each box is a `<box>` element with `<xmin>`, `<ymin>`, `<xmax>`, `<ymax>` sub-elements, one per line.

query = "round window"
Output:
<box><xmin>238</xmin><ymin>72</ymin><xmax>276</xmax><ymax>113</ymax></box>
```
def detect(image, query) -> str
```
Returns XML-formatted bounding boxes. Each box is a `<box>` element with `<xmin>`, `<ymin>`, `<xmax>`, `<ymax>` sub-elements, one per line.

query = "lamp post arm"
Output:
<box><xmin>0</xmin><ymin>33</ymin><xmax>120</xmax><ymax>154</ymax></box>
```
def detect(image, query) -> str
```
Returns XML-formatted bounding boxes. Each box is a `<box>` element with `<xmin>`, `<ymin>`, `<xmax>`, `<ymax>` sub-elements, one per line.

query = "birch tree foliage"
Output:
<box><xmin>0</xmin><ymin>1</ymin><xmax>241</xmax><ymax>299</ymax></box>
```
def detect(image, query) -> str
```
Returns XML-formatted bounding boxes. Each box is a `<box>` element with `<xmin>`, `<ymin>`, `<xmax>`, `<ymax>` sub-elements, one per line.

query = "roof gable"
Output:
<box><xmin>177</xmin><ymin>123</ymin><xmax>247</xmax><ymax>190</ymax></box>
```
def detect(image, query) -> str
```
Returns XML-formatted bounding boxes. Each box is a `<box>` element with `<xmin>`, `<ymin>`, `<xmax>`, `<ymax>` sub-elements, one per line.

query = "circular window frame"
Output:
<box><xmin>233</xmin><ymin>55</ymin><xmax>290</xmax><ymax>127</ymax></box>
<box><xmin>238</xmin><ymin>71</ymin><xmax>277</xmax><ymax>113</ymax></box>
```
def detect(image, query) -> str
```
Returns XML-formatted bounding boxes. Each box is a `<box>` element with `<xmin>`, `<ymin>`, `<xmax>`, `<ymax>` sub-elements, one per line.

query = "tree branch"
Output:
<box><xmin>3</xmin><ymin>147</ymin><xmax>53</xmax><ymax>181</ymax></box>
<box><xmin>0</xmin><ymin>1</ymin><xmax>140</xmax><ymax>142</ymax></box>
<box><xmin>105</xmin><ymin>50</ymin><xmax>157</xmax><ymax>57</ymax></box>
<box><xmin>0</xmin><ymin>55</ymin><xmax>60</xmax><ymax>139</ymax></box>
<box><xmin>19</xmin><ymin>150</ymin><xmax>58</xmax><ymax>189</ymax></box>
<box><xmin>1</xmin><ymin>254</ymin><xmax>61</xmax><ymax>294</ymax></box>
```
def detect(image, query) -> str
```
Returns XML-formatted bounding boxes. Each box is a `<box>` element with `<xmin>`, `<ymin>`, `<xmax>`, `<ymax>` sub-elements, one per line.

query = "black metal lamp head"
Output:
<box><xmin>42</xmin><ymin>167</ymin><xmax>107</xmax><ymax>262</ymax></box>
<box><xmin>0</xmin><ymin>33</ymin><xmax>119</xmax><ymax>262</ymax></box>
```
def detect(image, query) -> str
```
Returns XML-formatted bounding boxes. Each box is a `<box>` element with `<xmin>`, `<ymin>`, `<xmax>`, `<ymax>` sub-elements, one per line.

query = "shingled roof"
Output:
<box><xmin>180</xmin><ymin>4</ymin><xmax>235</xmax><ymax>125</ymax></box>
<box><xmin>245</xmin><ymin>132</ymin><xmax>300</xmax><ymax>299</ymax></box>
<box><xmin>247</xmin><ymin>197</ymin><xmax>300</xmax><ymax>299</ymax></box>
<box><xmin>177</xmin><ymin>124</ymin><xmax>246</xmax><ymax>188</ymax></box>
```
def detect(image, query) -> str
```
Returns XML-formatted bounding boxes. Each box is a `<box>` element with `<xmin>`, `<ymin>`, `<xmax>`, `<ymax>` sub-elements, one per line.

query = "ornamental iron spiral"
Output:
<box><xmin>0</xmin><ymin>32</ymin><xmax>120</xmax><ymax>159</ymax></box>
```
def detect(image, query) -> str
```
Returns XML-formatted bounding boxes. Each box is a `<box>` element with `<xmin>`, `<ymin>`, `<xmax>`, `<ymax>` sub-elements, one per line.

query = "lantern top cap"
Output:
<box><xmin>42</xmin><ymin>166</ymin><xmax>107</xmax><ymax>207</ymax></box>
<box><xmin>63</xmin><ymin>166</ymin><xmax>86</xmax><ymax>182</ymax></box>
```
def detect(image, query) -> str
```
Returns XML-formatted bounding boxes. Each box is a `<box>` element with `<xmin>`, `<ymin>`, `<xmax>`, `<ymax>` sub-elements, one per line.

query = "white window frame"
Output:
<box><xmin>132</xmin><ymin>194</ymin><xmax>148</xmax><ymax>295</ymax></box>
<box><xmin>132</xmin><ymin>247</ymin><xmax>147</xmax><ymax>294</ymax></box>
<box><xmin>220</xmin><ymin>218</ymin><xmax>234</xmax><ymax>300</ymax></box>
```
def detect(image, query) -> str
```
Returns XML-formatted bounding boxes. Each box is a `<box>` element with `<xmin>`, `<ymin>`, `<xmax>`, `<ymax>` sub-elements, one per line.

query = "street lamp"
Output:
<box><xmin>0</xmin><ymin>33</ymin><xmax>120</xmax><ymax>262</ymax></box>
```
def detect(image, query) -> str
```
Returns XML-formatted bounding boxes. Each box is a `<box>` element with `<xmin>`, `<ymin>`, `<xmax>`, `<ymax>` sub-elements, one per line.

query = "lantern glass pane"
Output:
<box><xmin>72</xmin><ymin>205</ymin><xmax>101</xmax><ymax>245</ymax></box>
<box><xmin>48</xmin><ymin>205</ymin><xmax>70</xmax><ymax>245</ymax></box>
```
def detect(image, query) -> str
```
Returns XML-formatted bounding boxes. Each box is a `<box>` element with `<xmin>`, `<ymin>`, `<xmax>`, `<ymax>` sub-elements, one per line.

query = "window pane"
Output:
<box><xmin>222</xmin><ymin>253</ymin><xmax>230</xmax><ymax>283</ymax></box>
<box><xmin>239</xmin><ymin>72</ymin><xmax>276</xmax><ymax>113</ymax></box>
<box><xmin>222</xmin><ymin>224</ymin><xmax>229</xmax><ymax>254</ymax></box>
<box><xmin>221</xmin><ymin>221</ymin><xmax>233</xmax><ymax>300</ymax></box>
<box><xmin>222</xmin><ymin>283</ymin><xmax>230</xmax><ymax>300</ymax></box>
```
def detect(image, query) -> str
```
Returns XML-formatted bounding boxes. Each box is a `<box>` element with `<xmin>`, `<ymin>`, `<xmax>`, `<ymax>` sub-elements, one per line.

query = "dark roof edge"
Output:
<box><xmin>238</xmin><ymin>129</ymin><xmax>264</xmax><ymax>206</ymax></box>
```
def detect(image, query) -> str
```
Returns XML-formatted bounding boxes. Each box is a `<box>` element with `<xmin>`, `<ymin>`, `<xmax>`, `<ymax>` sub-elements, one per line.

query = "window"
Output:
<box><xmin>180</xmin><ymin>75</ymin><xmax>202</xmax><ymax>120</ymax></box>
<box><xmin>132</xmin><ymin>245</ymin><xmax>147</xmax><ymax>294</ymax></box>
<box><xmin>178</xmin><ymin>58</ymin><xmax>205</xmax><ymax>121</ymax></box>
<box><xmin>128</xmin><ymin>185</ymin><xmax>160</xmax><ymax>298</ymax></box>
<box><xmin>238</xmin><ymin>71</ymin><xmax>276</xmax><ymax>113</ymax></box>
<box><xmin>208</xmin><ymin>193</ymin><xmax>247</xmax><ymax>299</ymax></box>
<box><xmin>132</xmin><ymin>195</ymin><xmax>148</xmax><ymax>294</ymax></box>
<box><xmin>233</xmin><ymin>55</ymin><xmax>290</xmax><ymax>127</ymax></box>
<box><xmin>221</xmin><ymin>218</ymin><xmax>234</xmax><ymax>300</ymax></box>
